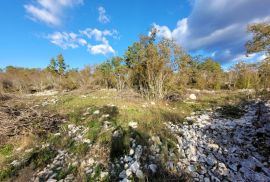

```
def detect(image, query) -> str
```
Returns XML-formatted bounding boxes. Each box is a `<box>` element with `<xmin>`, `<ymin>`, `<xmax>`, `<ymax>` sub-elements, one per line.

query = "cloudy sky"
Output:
<box><xmin>0</xmin><ymin>0</ymin><xmax>269</xmax><ymax>69</ymax></box>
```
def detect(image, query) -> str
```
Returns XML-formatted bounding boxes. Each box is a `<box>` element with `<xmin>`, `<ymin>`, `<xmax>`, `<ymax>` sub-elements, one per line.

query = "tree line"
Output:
<box><xmin>0</xmin><ymin>23</ymin><xmax>269</xmax><ymax>98</ymax></box>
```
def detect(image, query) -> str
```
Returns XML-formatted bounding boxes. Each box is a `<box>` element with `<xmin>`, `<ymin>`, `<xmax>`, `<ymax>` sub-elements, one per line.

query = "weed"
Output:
<box><xmin>69</xmin><ymin>142</ymin><xmax>89</xmax><ymax>155</ymax></box>
<box><xmin>56</xmin><ymin>165</ymin><xmax>77</xmax><ymax>180</ymax></box>
<box><xmin>97</xmin><ymin>130</ymin><xmax>113</xmax><ymax>145</ymax></box>
<box><xmin>30</xmin><ymin>147</ymin><xmax>57</xmax><ymax>168</ymax></box>
<box><xmin>0</xmin><ymin>167</ymin><xmax>14</xmax><ymax>181</ymax></box>
<box><xmin>0</xmin><ymin>144</ymin><xmax>13</xmax><ymax>157</ymax></box>
<box><xmin>86</xmin><ymin>120</ymin><xmax>103</xmax><ymax>142</ymax></box>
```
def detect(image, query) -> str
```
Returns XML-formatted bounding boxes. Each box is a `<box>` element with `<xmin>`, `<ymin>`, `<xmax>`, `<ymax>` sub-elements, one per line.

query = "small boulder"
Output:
<box><xmin>128</xmin><ymin>121</ymin><xmax>138</xmax><ymax>129</ymax></box>
<box><xmin>119</xmin><ymin>170</ymin><xmax>127</xmax><ymax>179</ymax></box>
<box><xmin>189</xmin><ymin>94</ymin><xmax>197</xmax><ymax>100</ymax></box>
<box><xmin>149</xmin><ymin>164</ymin><xmax>157</xmax><ymax>173</ymax></box>
<box><xmin>93</xmin><ymin>110</ymin><xmax>100</xmax><ymax>115</ymax></box>
<box><xmin>135</xmin><ymin>169</ymin><xmax>144</xmax><ymax>179</ymax></box>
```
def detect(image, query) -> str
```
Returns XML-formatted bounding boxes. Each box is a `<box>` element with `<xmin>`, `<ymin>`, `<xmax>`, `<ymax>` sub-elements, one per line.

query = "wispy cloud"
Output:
<box><xmin>47</xmin><ymin>28</ymin><xmax>117</xmax><ymax>55</ymax></box>
<box><xmin>47</xmin><ymin>32</ymin><xmax>86</xmax><ymax>49</ymax></box>
<box><xmin>98</xmin><ymin>6</ymin><xmax>110</xmax><ymax>24</ymax></box>
<box><xmin>24</xmin><ymin>0</ymin><xmax>83</xmax><ymax>26</ymax></box>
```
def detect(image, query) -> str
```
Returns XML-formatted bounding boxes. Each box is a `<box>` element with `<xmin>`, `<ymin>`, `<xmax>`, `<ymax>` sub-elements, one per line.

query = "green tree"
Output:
<box><xmin>95</xmin><ymin>61</ymin><xmax>114</xmax><ymax>89</ymax></box>
<box><xmin>124</xmin><ymin>29</ymin><xmax>177</xmax><ymax>98</ymax></box>
<box><xmin>246</xmin><ymin>23</ymin><xmax>270</xmax><ymax>89</ymax></box>
<box><xmin>246</xmin><ymin>23</ymin><xmax>270</xmax><ymax>55</ymax></box>
<box><xmin>258</xmin><ymin>59</ymin><xmax>270</xmax><ymax>88</ymax></box>
<box><xmin>232</xmin><ymin>62</ymin><xmax>259</xmax><ymax>89</ymax></box>
<box><xmin>57</xmin><ymin>54</ymin><xmax>67</xmax><ymax>75</ymax></box>
<box><xmin>47</xmin><ymin>58</ymin><xmax>58</xmax><ymax>73</ymax></box>
<box><xmin>111</xmin><ymin>56</ymin><xmax>127</xmax><ymax>91</ymax></box>
<box><xmin>198</xmin><ymin>58</ymin><xmax>223</xmax><ymax>89</ymax></box>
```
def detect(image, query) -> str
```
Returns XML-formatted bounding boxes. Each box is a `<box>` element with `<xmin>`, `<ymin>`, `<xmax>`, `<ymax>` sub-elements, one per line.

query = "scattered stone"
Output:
<box><xmin>128</xmin><ymin>121</ymin><xmax>138</xmax><ymax>129</ymax></box>
<box><xmin>126</xmin><ymin>168</ymin><xmax>132</xmax><ymax>177</ymax></box>
<box><xmin>130</xmin><ymin>161</ymin><xmax>140</xmax><ymax>173</ymax></box>
<box><xmin>10</xmin><ymin>160</ymin><xmax>20</xmax><ymax>167</ymax></box>
<box><xmin>149</xmin><ymin>164</ymin><xmax>157</xmax><ymax>173</ymax></box>
<box><xmin>93</xmin><ymin>110</ymin><xmax>100</xmax><ymax>115</ymax></box>
<box><xmin>165</xmin><ymin>102</ymin><xmax>270</xmax><ymax>182</ymax></box>
<box><xmin>135</xmin><ymin>169</ymin><xmax>144</xmax><ymax>179</ymax></box>
<box><xmin>129</xmin><ymin>148</ymin><xmax>134</xmax><ymax>156</ymax></box>
<box><xmin>189</xmin><ymin>94</ymin><xmax>197</xmax><ymax>100</ymax></box>
<box><xmin>100</xmin><ymin>172</ymin><xmax>108</xmax><ymax>180</ymax></box>
<box><xmin>119</xmin><ymin>170</ymin><xmax>127</xmax><ymax>179</ymax></box>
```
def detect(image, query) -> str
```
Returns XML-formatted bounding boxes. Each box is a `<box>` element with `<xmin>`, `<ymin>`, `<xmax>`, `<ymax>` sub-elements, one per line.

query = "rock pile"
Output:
<box><xmin>110</xmin><ymin>133</ymin><xmax>170</xmax><ymax>182</ymax></box>
<box><xmin>111</xmin><ymin>137</ymin><xmax>146</xmax><ymax>181</ymax></box>
<box><xmin>166</xmin><ymin>102</ymin><xmax>270</xmax><ymax>182</ymax></box>
<box><xmin>32</xmin><ymin>150</ymin><xmax>75</xmax><ymax>182</ymax></box>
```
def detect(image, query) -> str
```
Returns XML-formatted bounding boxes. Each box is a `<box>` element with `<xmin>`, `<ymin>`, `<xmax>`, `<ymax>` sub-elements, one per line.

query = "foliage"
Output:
<box><xmin>246</xmin><ymin>23</ymin><xmax>270</xmax><ymax>55</ymax></box>
<box><xmin>47</xmin><ymin>58</ymin><xmax>58</xmax><ymax>74</ymax></box>
<box><xmin>246</xmin><ymin>23</ymin><xmax>270</xmax><ymax>90</ymax></box>
<box><xmin>57</xmin><ymin>54</ymin><xmax>67</xmax><ymax>76</ymax></box>
<box><xmin>124</xmin><ymin>29</ymin><xmax>176</xmax><ymax>98</ymax></box>
<box><xmin>0</xmin><ymin>144</ymin><xmax>13</xmax><ymax>156</ymax></box>
<box><xmin>0</xmin><ymin>23</ymin><xmax>270</xmax><ymax>96</ymax></box>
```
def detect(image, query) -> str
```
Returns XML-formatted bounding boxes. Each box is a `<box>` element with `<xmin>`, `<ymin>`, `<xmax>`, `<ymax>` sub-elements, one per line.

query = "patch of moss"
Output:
<box><xmin>0</xmin><ymin>144</ymin><xmax>13</xmax><ymax>157</ymax></box>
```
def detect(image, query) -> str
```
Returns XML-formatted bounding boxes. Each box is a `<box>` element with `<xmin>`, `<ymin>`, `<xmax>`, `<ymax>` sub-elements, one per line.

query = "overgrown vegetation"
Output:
<box><xmin>0</xmin><ymin>23</ymin><xmax>269</xmax><ymax>99</ymax></box>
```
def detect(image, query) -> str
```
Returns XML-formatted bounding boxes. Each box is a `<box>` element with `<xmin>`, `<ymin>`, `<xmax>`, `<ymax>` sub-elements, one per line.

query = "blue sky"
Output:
<box><xmin>0</xmin><ymin>0</ymin><xmax>269</xmax><ymax>69</ymax></box>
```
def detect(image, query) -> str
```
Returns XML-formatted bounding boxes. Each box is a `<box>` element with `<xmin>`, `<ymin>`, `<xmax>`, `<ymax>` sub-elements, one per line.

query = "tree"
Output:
<box><xmin>198</xmin><ymin>58</ymin><xmax>223</xmax><ymax>89</ymax></box>
<box><xmin>47</xmin><ymin>58</ymin><xmax>58</xmax><ymax>73</ymax></box>
<box><xmin>174</xmin><ymin>50</ymin><xmax>200</xmax><ymax>89</ymax></box>
<box><xmin>232</xmin><ymin>62</ymin><xmax>259</xmax><ymax>89</ymax></box>
<box><xmin>258</xmin><ymin>59</ymin><xmax>270</xmax><ymax>89</ymax></box>
<box><xmin>111</xmin><ymin>56</ymin><xmax>127</xmax><ymax>91</ymax></box>
<box><xmin>95</xmin><ymin>61</ymin><xmax>114</xmax><ymax>89</ymax></box>
<box><xmin>246</xmin><ymin>23</ymin><xmax>270</xmax><ymax>55</ymax></box>
<box><xmin>124</xmin><ymin>29</ymin><xmax>176</xmax><ymax>98</ymax></box>
<box><xmin>79</xmin><ymin>65</ymin><xmax>92</xmax><ymax>88</ymax></box>
<box><xmin>57</xmin><ymin>54</ymin><xmax>67</xmax><ymax>75</ymax></box>
<box><xmin>246</xmin><ymin>23</ymin><xmax>270</xmax><ymax>89</ymax></box>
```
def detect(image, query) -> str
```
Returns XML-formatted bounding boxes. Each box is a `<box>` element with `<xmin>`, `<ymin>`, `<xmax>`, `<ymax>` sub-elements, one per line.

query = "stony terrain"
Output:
<box><xmin>1</xmin><ymin>91</ymin><xmax>270</xmax><ymax>182</ymax></box>
<box><xmin>166</xmin><ymin>101</ymin><xmax>270</xmax><ymax>182</ymax></box>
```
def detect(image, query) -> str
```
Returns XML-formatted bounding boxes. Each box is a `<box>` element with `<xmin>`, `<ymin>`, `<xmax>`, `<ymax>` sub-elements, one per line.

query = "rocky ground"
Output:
<box><xmin>166</xmin><ymin>101</ymin><xmax>270</xmax><ymax>182</ymax></box>
<box><xmin>1</xmin><ymin>91</ymin><xmax>270</xmax><ymax>181</ymax></box>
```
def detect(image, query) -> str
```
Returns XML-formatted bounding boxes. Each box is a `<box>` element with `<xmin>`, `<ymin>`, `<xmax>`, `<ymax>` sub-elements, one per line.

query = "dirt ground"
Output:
<box><xmin>0</xmin><ymin>95</ymin><xmax>64</xmax><ymax>146</ymax></box>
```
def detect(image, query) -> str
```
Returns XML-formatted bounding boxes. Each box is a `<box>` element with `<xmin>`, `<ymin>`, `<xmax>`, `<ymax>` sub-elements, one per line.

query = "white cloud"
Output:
<box><xmin>47</xmin><ymin>32</ymin><xmax>83</xmax><ymax>49</ymax></box>
<box><xmin>88</xmin><ymin>41</ymin><xmax>115</xmax><ymax>55</ymax></box>
<box><xmin>152</xmin><ymin>0</ymin><xmax>270</xmax><ymax>64</ymax></box>
<box><xmin>47</xmin><ymin>28</ymin><xmax>117</xmax><ymax>55</ymax></box>
<box><xmin>78</xmin><ymin>38</ymin><xmax>87</xmax><ymax>46</ymax></box>
<box><xmin>152</xmin><ymin>23</ymin><xmax>172</xmax><ymax>40</ymax></box>
<box><xmin>98</xmin><ymin>6</ymin><xmax>110</xmax><ymax>24</ymax></box>
<box><xmin>80</xmin><ymin>28</ymin><xmax>117</xmax><ymax>42</ymax></box>
<box><xmin>24</xmin><ymin>0</ymin><xmax>83</xmax><ymax>26</ymax></box>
